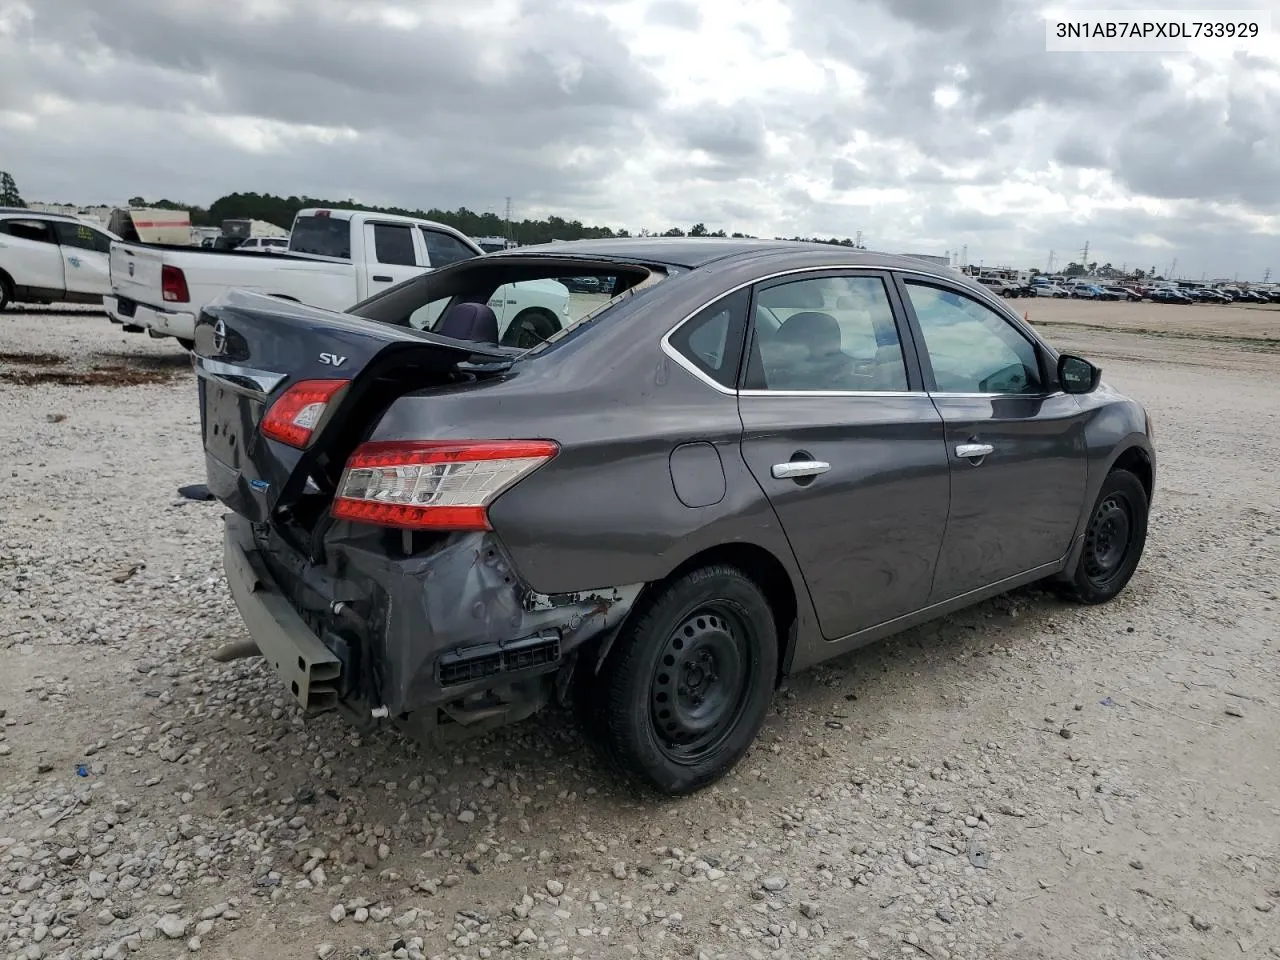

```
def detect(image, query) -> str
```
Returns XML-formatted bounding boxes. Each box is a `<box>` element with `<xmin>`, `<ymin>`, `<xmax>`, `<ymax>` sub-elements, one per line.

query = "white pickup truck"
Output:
<box><xmin>105</xmin><ymin>208</ymin><xmax>570</xmax><ymax>349</ymax></box>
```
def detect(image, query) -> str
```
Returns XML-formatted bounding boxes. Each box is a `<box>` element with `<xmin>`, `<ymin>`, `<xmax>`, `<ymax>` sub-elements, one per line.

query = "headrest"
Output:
<box><xmin>776</xmin><ymin>311</ymin><xmax>842</xmax><ymax>356</ymax></box>
<box><xmin>436</xmin><ymin>301</ymin><xmax>499</xmax><ymax>345</ymax></box>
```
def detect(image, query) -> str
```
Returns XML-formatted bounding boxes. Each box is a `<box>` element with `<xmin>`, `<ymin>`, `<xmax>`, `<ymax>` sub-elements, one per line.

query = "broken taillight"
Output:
<box><xmin>330</xmin><ymin>440</ymin><xmax>559</xmax><ymax>531</ymax></box>
<box><xmin>260</xmin><ymin>379</ymin><xmax>349</xmax><ymax>448</ymax></box>
<box><xmin>161</xmin><ymin>265</ymin><xmax>189</xmax><ymax>303</ymax></box>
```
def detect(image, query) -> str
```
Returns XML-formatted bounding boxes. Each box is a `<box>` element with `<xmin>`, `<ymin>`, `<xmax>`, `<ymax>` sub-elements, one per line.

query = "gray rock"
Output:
<box><xmin>546</xmin><ymin>879</ymin><xmax>565</xmax><ymax>896</ymax></box>
<box><xmin>761</xmin><ymin>875</ymin><xmax>788</xmax><ymax>892</ymax></box>
<box><xmin>157</xmin><ymin>915</ymin><xmax>189</xmax><ymax>939</ymax></box>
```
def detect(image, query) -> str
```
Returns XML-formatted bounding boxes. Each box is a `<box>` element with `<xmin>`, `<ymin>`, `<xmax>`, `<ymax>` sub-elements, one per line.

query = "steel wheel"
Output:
<box><xmin>1083</xmin><ymin>493</ymin><xmax>1133</xmax><ymax>587</ymax></box>
<box><xmin>649</xmin><ymin>604</ymin><xmax>754</xmax><ymax>763</ymax></box>
<box><xmin>589</xmin><ymin>565</ymin><xmax>777</xmax><ymax>795</ymax></box>
<box><xmin>1057</xmin><ymin>468</ymin><xmax>1149</xmax><ymax>605</ymax></box>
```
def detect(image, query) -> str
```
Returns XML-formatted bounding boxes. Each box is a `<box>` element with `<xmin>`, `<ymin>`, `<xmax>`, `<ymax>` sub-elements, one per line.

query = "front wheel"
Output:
<box><xmin>1058</xmin><ymin>468</ymin><xmax>1149</xmax><ymax>604</ymax></box>
<box><xmin>0</xmin><ymin>276</ymin><xmax>11</xmax><ymax>312</ymax></box>
<box><xmin>591</xmin><ymin>566</ymin><xmax>777</xmax><ymax>795</ymax></box>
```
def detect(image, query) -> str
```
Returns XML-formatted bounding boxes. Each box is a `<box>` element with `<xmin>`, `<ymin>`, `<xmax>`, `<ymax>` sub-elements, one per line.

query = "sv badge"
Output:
<box><xmin>318</xmin><ymin>352</ymin><xmax>348</xmax><ymax>367</ymax></box>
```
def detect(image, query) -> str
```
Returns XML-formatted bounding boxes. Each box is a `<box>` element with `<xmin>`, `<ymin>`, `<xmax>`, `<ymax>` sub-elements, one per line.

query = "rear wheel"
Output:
<box><xmin>0</xmin><ymin>275</ymin><xmax>11</xmax><ymax>312</ymax></box>
<box><xmin>502</xmin><ymin>308</ymin><xmax>560</xmax><ymax>349</ymax></box>
<box><xmin>591</xmin><ymin>565</ymin><xmax>777</xmax><ymax>795</ymax></box>
<box><xmin>1058</xmin><ymin>469</ymin><xmax>1148</xmax><ymax>604</ymax></box>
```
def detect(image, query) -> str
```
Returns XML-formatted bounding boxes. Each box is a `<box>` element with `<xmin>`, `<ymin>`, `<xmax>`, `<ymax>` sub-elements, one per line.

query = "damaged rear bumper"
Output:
<box><xmin>221</xmin><ymin>513</ymin><xmax>642</xmax><ymax>732</ymax></box>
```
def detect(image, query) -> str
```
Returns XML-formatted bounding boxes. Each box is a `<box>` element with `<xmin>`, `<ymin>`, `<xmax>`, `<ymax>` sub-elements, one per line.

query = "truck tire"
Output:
<box><xmin>502</xmin><ymin>308</ymin><xmax>561</xmax><ymax>349</ymax></box>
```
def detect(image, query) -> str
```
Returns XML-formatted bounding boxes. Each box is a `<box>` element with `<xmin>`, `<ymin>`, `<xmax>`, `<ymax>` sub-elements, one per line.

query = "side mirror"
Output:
<box><xmin>1058</xmin><ymin>354</ymin><xmax>1100</xmax><ymax>394</ymax></box>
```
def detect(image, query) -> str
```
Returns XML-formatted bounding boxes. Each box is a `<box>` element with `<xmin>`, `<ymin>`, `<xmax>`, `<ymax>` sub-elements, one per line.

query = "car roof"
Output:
<box><xmin>483</xmin><ymin>236</ymin><xmax>965</xmax><ymax>273</ymax></box>
<box><xmin>0</xmin><ymin>207</ymin><xmax>85</xmax><ymax>221</ymax></box>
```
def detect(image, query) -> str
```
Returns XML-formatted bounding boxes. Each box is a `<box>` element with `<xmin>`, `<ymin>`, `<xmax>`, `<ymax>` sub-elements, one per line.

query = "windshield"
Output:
<box><xmin>289</xmin><ymin>216</ymin><xmax>351</xmax><ymax>259</ymax></box>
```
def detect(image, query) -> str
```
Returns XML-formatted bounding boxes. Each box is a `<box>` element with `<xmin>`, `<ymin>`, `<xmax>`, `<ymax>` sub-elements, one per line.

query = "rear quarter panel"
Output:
<box><xmin>366</xmin><ymin>262</ymin><xmax>817</xmax><ymax>602</ymax></box>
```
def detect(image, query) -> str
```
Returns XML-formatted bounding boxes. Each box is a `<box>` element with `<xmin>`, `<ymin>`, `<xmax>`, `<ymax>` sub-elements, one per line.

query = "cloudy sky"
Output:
<box><xmin>1</xmin><ymin>0</ymin><xmax>1278</xmax><ymax>279</ymax></box>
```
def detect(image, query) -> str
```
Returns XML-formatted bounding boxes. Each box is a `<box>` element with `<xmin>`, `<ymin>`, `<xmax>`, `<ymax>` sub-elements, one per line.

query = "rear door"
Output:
<box><xmin>736</xmin><ymin>270</ymin><xmax>951</xmax><ymax>640</ymax></box>
<box><xmin>52</xmin><ymin>221</ymin><xmax>113</xmax><ymax>296</ymax></box>
<box><xmin>894</xmin><ymin>273</ymin><xmax>1088</xmax><ymax>600</ymax></box>
<box><xmin>0</xmin><ymin>218</ymin><xmax>64</xmax><ymax>295</ymax></box>
<box><xmin>419</xmin><ymin>227</ymin><xmax>482</xmax><ymax>326</ymax></box>
<box><xmin>361</xmin><ymin>221</ymin><xmax>425</xmax><ymax>298</ymax></box>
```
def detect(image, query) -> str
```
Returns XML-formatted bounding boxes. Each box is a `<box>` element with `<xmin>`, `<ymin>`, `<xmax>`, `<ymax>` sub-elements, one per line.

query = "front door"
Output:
<box><xmin>53</xmin><ymin>221</ymin><xmax>113</xmax><ymax>296</ymax></box>
<box><xmin>895</xmin><ymin>275</ymin><xmax>1088</xmax><ymax>600</ymax></box>
<box><xmin>737</xmin><ymin>271</ymin><xmax>951</xmax><ymax>640</ymax></box>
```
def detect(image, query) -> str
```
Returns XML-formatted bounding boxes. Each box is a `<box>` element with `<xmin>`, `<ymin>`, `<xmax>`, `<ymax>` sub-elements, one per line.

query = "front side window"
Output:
<box><xmin>746</xmin><ymin>274</ymin><xmax>908</xmax><ymax>392</ymax></box>
<box><xmin>53</xmin><ymin>221</ymin><xmax>112</xmax><ymax>253</ymax></box>
<box><xmin>903</xmin><ymin>280</ymin><xmax>1043</xmax><ymax>394</ymax></box>
<box><xmin>420</xmin><ymin>228</ymin><xmax>476</xmax><ymax>268</ymax></box>
<box><xmin>372</xmin><ymin>224</ymin><xmax>417</xmax><ymax>266</ymax></box>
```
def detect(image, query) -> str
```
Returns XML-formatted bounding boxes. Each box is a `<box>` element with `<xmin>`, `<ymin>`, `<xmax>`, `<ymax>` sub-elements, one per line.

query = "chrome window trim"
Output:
<box><xmin>660</xmin><ymin>263</ymin><xmax>977</xmax><ymax>397</ymax></box>
<box><xmin>738</xmin><ymin>389</ymin><xmax>926</xmax><ymax>399</ymax></box>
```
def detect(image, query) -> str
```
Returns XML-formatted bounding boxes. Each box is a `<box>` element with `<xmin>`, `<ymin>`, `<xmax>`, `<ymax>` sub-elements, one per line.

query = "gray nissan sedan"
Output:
<box><xmin>193</xmin><ymin>239</ymin><xmax>1155</xmax><ymax>795</ymax></box>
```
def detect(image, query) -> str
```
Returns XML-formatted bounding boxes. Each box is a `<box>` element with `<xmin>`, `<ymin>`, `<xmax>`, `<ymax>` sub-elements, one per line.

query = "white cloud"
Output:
<box><xmin>0</xmin><ymin>0</ymin><xmax>1278</xmax><ymax>277</ymax></box>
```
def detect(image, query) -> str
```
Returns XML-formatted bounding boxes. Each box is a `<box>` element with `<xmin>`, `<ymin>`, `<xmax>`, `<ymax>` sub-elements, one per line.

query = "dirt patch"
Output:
<box><xmin>0</xmin><ymin>350</ymin><xmax>67</xmax><ymax>366</ymax></box>
<box><xmin>0</xmin><ymin>362</ymin><xmax>184</xmax><ymax>387</ymax></box>
<box><xmin>0</xmin><ymin>348</ymin><xmax>189</xmax><ymax>387</ymax></box>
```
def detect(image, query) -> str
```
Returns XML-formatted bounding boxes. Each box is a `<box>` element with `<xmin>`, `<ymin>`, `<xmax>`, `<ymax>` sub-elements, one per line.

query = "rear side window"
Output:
<box><xmin>668</xmin><ymin>288</ymin><xmax>749</xmax><ymax>389</ymax></box>
<box><xmin>289</xmin><ymin>216</ymin><xmax>352</xmax><ymax>259</ymax></box>
<box><xmin>372</xmin><ymin>224</ymin><xmax>417</xmax><ymax>266</ymax></box>
<box><xmin>420</xmin><ymin>228</ymin><xmax>476</xmax><ymax>267</ymax></box>
<box><xmin>0</xmin><ymin>219</ymin><xmax>56</xmax><ymax>244</ymax></box>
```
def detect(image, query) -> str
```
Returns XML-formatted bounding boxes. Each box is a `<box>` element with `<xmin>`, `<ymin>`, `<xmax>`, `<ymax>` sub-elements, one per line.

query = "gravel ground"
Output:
<box><xmin>1</xmin><ymin>308</ymin><xmax>1278</xmax><ymax>960</ymax></box>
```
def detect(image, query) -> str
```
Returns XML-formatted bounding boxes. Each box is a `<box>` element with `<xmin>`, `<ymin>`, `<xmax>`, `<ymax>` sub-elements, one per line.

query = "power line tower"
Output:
<box><xmin>1264</xmin><ymin>267</ymin><xmax>1272</xmax><ymax>283</ymax></box>
<box><xmin>504</xmin><ymin>197</ymin><xmax>512</xmax><ymax>244</ymax></box>
<box><xmin>1080</xmin><ymin>240</ymin><xmax>1090</xmax><ymax>273</ymax></box>
<box><xmin>1047</xmin><ymin>249</ymin><xmax>1056</xmax><ymax>272</ymax></box>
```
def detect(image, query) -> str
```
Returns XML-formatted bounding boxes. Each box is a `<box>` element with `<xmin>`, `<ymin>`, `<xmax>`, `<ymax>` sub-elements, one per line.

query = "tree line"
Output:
<box><xmin>5</xmin><ymin>168</ymin><xmax>873</xmax><ymax>248</ymax></box>
<box><xmin>122</xmin><ymin>191</ymin><xmax>869</xmax><ymax>249</ymax></box>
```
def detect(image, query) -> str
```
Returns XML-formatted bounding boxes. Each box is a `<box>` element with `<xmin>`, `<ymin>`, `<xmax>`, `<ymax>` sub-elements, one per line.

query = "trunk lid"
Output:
<box><xmin>110</xmin><ymin>242</ymin><xmax>164</xmax><ymax>305</ymax></box>
<box><xmin>194</xmin><ymin>289</ymin><xmax>510</xmax><ymax>525</ymax></box>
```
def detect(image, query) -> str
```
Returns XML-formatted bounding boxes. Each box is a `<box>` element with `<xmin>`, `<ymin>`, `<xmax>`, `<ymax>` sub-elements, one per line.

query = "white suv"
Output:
<box><xmin>0</xmin><ymin>208</ymin><xmax>120</xmax><ymax>310</ymax></box>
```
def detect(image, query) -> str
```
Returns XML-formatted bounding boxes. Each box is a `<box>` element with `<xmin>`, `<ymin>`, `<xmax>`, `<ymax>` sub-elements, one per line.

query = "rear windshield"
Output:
<box><xmin>289</xmin><ymin>216</ymin><xmax>351</xmax><ymax>259</ymax></box>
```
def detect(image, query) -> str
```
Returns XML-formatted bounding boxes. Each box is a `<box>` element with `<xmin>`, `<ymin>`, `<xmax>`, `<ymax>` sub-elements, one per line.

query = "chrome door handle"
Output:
<box><xmin>772</xmin><ymin>460</ymin><xmax>830</xmax><ymax>479</ymax></box>
<box><xmin>955</xmin><ymin>443</ymin><xmax>993</xmax><ymax>459</ymax></box>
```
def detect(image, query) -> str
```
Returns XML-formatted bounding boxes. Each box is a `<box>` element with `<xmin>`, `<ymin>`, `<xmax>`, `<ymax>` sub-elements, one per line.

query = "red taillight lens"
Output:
<box><xmin>331</xmin><ymin>440</ymin><xmax>559</xmax><ymax>531</ymax></box>
<box><xmin>161</xmin><ymin>265</ymin><xmax>189</xmax><ymax>303</ymax></box>
<box><xmin>260</xmin><ymin>379</ymin><xmax>349</xmax><ymax>448</ymax></box>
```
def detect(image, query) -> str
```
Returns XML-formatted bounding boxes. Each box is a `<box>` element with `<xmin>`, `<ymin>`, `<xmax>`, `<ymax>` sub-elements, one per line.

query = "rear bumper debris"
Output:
<box><xmin>223</xmin><ymin>519</ymin><xmax>341</xmax><ymax>712</ymax></box>
<box><xmin>220</xmin><ymin>513</ymin><xmax>643</xmax><ymax>733</ymax></box>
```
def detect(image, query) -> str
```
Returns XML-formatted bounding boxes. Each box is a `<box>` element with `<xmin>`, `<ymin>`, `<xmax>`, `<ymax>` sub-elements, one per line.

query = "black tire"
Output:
<box><xmin>176</xmin><ymin>338</ymin><xmax>195</xmax><ymax>352</ymax></box>
<box><xmin>0</xmin><ymin>275</ymin><xmax>11</xmax><ymax>312</ymax></box>
<box><xmin>591</xmin><ymin>565</ymin><xmax>777</xmax><ymax>795</ymax></box>
<box><xmin>1058</xmin><ymin>469</ymin><xmax>1148</xmax><ymax>604</ymax></box>
<box><xmin>502</xmin><ymin>308</ymin><xmax>560</xmax><ymax>349</ymax></box>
